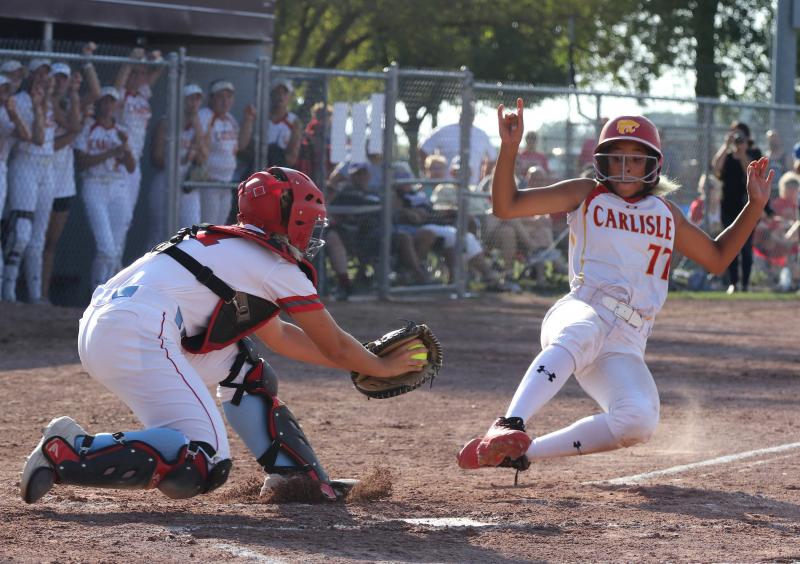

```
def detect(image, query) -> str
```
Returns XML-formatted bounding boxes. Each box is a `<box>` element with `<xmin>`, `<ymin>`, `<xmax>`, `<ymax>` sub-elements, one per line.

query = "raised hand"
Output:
<box><xmin>82</xmin><ymin>42</ymin><xmax>97</xmax><ymax>57</ymax></box>
<box><xmin>69</xmin><ymin>71</ymin><xmax>83</xmax><ymax>93</ymax></box>
<box><xmin>497</xmin><ymin>97</ymin><xmax>525</xmax><ymax>147</ymax></box>
<box><xmin>746</xmin><ymin>157</ymin><xmax>773</xmax><ymax>209</ymax></box>
<box><xmin>243</xmin><ymin>104</ymin><xmax>257</xmax><ymax>121</ymax></box>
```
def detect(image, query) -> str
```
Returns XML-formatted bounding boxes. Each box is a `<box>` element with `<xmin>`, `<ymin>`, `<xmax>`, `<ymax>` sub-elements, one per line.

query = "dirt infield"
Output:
<box><xmin>1</xmin><ymin>294</ymin><xmax>799</xmax><ymax>563</ymax></box>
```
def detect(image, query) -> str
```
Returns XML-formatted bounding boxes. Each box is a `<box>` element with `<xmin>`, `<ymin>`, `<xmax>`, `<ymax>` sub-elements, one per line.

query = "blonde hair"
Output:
<box><xmin>424</xmin><ymin>153</ymin><xmax>447</xmax><ymax>171</ymax></box>
<box><xmin>650</xmin><ymin>175</ymin><xmax>680</xmax><ymax>196</ymax></box>
<box><xmin>778</xmin><ymin>171</ymin><xmax>800</xmax><ymax>198</ymax></box>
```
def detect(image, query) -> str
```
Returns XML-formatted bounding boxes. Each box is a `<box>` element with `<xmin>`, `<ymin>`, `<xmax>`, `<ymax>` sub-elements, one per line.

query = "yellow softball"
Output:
<box><xmin>408</xmin><ymin>343</ymin><xmax>428</xmax><ymax>360</ymax></box>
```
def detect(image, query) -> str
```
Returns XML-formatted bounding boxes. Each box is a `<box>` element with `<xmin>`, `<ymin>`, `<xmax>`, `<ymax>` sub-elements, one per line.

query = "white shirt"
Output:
<box><xmin>419</xmin><ymin>124</ymin><xmax>497</xmax><ymax>184</ymax></box>
<box><xmin>0</xmin><ymin>107</ymin><xmax>16</xmax><ymax>163</ymax></box>
<box><xmin>13</xmin><ymin>91</ymin><xmax>55</xmax><ymax>156</ymax></box>
<box><xmin>74</xmin><ymin>119</ymin><xmax>129</xmax><ymax>181</ymax></box>
<box><xmin>102</xmin><ymin>234</ymin><xmax>321</xmax><ymax>338</ymax></box>
<box><xmin>118</xmin><ymin>84</ymin><xmax>152</xmax><ymax>159</ymax></box>
<box><xmin>567</xmin><ymin>184</ymin><xmax>675</xmax><ymax>318</ymax></box>
<box><xmin>198</xmin><ymin>107</ymin><xmax>239</xmax><ymax>182</ymax></box>
<box><xmin>267</xmin><ymin>111</ymin><xmax>298</xmax><ymax>149</ymax></box>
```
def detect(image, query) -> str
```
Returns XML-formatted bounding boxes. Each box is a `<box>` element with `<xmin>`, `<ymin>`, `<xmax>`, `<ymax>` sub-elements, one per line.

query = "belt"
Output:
<box><xmin>601</xmin><ymin>296</ymin><xmax>644</xmax><ymax>329</ymax></box>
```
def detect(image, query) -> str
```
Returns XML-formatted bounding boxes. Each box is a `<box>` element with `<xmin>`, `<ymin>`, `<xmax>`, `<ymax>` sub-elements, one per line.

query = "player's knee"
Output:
<box><xmin>609</xmin><ymin>402</ymin><xmax>659</xmax><ymax>447</ymax></box>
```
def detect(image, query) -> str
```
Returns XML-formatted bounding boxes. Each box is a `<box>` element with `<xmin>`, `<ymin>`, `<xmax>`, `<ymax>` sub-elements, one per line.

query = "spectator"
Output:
<box><xmin>577</xmin><ymin>117</ymin><xmax>609</xmax><ymax>170</ymax></box>
<box><xmin>3</xmin><ymin>58</ymin><xmax>56</xmax><ymax>303</ymax></box>
<box><xmin>42</xmin><ymin>62</ymin><xmax>84</xmax><ymax>304</ymax></box>
<box><xmin>1</xmin><ymin>60</ymin><xmax>25</xmax><ymax>95</ymax></box>
<box><xmin>516</xmin><ymin>130</ymin><xmax>550</xmax><ymax>180</ymax></box>
<box><xmin>418</xmin><ymin>122</ymin><xmax>496</xmax><ymax>185</ymax></box>
<box><xmin>197</xmin><ymin>79</ymin><xmax>256</xmax><ymax>224</ymax></box>
<box><xmin>424</xmin><ymin>158</ymin><xmax>505</xmax><ymax>289</ymax></box>
<box><xmin>114</xmin><ymin>47</ymin><xmax>164</xmax><ymax>268</ymax></box>
<box><xmin>74</xmin><ymin>86</ymin><xmax>135</xmax><ymax>289</ymax></box>
<box><xmin>712</xmin><ymin>121</ymin><xmax>763</xmax><ymax>293</ymax></box>
<box><xmin>772</xmin><ymin>171</ymin><xmax>799</xmax><ymax>221</ymax></box>
<box><xmin>689</xmin><ymin>173</ymin><xmax>723</xmax><ymax>236</ymax></box>
<box><xmin>765</xmin><ymin>130</ymin><xmax>793</xmax><ymax>193</ymax></box>
<box><xmin>148</xmin><ymin>83</ymin><xmax>208</xmax><ymax>244</ymax></box>
<box><xmin>295</xmin><ymin>102</ymin><xmax>332</xmax><ymax>186</ymax></box>
<box><xmin>266</xmin><ymin>78</ymin><xmax>302</xmax><ymax>167</ymax></box>
<box><xmin>0</xmin><ymin>74</ymin><xmax>32</xmax><ymax>294</ymax></box>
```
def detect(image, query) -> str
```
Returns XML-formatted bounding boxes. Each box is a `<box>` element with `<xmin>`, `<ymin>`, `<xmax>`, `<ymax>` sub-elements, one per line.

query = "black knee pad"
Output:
<box><xmin>157</xmin><ymin>441</ymin><xmax>232</xmax><ymax>499</ymax></box>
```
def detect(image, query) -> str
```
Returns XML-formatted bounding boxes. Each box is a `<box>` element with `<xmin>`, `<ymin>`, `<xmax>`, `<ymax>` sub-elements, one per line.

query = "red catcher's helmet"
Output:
<box><xmin>593</xmin><ymin>116</ymin><xmax>663</xmax><ymax>185</ymax></box>
<box><xmin>237</xmin><ymin>167</ymin><xmax>327</xmax><ymax>257</ymax></box>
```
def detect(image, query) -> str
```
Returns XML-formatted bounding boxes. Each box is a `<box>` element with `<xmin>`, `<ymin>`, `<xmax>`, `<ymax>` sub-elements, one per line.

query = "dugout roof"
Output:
<box><xmin>0</xmin><ymin>0</ymin><xmax>274</xmax><ymax>43</ymax></box>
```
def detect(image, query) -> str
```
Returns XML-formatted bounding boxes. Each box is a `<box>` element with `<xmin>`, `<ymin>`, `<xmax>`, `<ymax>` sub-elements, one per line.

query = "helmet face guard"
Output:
<box><xmin>304</xmin><ymin>217</ymin><xmax>329</xmax><ymax>259</ymax></box>
<box><xmin>593</xmin><ymin>153</ymin><xmax>661</xmax><ymax>184</ymax></box>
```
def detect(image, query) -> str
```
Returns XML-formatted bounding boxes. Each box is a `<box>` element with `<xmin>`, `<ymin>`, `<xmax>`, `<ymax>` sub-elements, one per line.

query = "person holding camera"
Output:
<box><xmin>712</xmin><ymin>121</ymin><xmax>763</xmax><ymax>293</ymax></box>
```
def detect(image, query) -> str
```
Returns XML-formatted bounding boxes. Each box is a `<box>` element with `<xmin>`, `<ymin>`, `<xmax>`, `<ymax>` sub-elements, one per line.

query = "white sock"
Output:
<box><xmin>527</xmin><ymin>413</ymin><xmax>620</xmax><ymax>459</ymax></box>
<box><xmin>505</xmin><ymin>344</ymin><xmax>576</xmax><ymax>423</ymax></box>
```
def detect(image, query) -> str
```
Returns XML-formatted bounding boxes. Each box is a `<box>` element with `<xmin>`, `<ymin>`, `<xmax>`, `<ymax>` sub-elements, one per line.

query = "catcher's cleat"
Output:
<box><xmin>260</xmin><ymin>473</ymin><xmax>357</xmax><ymax>501</ymax></box>
<box><xmin>20</xmin><ymin>416</ymin><xmax>87</xmax><ymax>503</ymax></box>
<box><xmin>457</xmin><ymin>417</ymin><xmax>531</xmax><ymax>469</ymax></box>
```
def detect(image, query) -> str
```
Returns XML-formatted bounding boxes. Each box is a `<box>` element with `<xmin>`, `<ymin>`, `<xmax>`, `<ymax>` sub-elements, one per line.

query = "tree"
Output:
<box><xmin>585</xmin><ymin>0</ymin><xmax>773</xmax><ymax>99</ymax></box>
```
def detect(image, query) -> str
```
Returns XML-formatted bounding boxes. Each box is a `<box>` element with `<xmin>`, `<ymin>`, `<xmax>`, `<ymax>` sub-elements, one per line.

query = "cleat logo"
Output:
<box><xmin>617</xmin><ymin>119</ymin><xmax>640</xmax><ymax>134</ymax></box>
<box><xmin>45</xmin><ymin>440</ymin><xmax>61</xmax><ymax>459</ymax></box>
<box><xmin>573</xmin><ymin>441</ymin><xmax>582</xmax><ymax>454</ymax></box>
<box><xmin>537</xmin><ymin>365</ymin><xmax>556</xmax><ymax>382</ymax></box>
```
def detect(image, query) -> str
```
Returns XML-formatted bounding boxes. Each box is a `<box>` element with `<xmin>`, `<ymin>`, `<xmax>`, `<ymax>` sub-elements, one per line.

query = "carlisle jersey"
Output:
<box><xmin>567</xmin><ymin>183</ymin><xmax>675</xmax><ymax>318</ymax></box>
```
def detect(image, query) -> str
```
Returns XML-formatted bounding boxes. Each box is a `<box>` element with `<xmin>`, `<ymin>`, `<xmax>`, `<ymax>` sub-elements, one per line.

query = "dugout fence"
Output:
<box><xmin>0</xmin><ymin>38</ymin><xmax>798</xmax><ymax>305</ymax></box>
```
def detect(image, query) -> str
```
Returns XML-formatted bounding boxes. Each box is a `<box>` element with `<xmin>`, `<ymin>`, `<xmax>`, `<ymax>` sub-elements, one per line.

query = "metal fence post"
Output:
<box><xmin>165</xmin><ymin>49</ymin><xmax>184</xmax><ymax>237</ymax></box>
<box><xmin>256</xmin><ymin>55</ymin><xmax>272</xmax><ymax>169</ymax></box>
<box><xmin>454</xmin><ymin>66</ymin><xmax>473</xmax><ymax>299</ymax></box>
<box><xmin>700</xmin><ymin>101</ymin><xmax>714</xmax><ymax>234</ymax></box>
<box><xmin>379</xmin><ymin>62</ymin><xmax>399</xmax><ymax>300</ymax></box>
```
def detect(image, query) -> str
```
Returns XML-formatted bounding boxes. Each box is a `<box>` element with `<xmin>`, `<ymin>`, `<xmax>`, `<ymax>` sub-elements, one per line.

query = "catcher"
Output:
<box><xmin>20</xmin><ymin>167</ymin><xmax>439</xmax><ymax>503</ymax></box>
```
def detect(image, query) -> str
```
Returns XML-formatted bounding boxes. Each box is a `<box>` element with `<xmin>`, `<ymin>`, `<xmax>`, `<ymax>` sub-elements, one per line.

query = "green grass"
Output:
<box><xmin>669</xmin><ymin>290</ymin><xmax>800</xmax><ymax>300</ymax></box>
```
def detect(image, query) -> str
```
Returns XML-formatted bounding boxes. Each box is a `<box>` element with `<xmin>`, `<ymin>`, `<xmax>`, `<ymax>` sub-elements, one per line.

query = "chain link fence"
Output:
<box><xmin>1</xmin><ymin>37</ymin><xmax>798</xmax><ymax>306</ymax></box>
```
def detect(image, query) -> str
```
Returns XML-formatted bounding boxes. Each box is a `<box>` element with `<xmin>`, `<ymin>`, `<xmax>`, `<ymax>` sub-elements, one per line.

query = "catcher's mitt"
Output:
<box><xmin>351</xmin><ymin>321</ymin><xmax>443</xmax><ymax>399</ymax></box>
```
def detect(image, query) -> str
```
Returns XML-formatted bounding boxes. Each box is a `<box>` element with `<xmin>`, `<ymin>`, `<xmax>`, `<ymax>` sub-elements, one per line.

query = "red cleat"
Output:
<box><xmin>457</xmin><ymin>417</ymin><xmax>531</xmax><ymax>469</ymax></box>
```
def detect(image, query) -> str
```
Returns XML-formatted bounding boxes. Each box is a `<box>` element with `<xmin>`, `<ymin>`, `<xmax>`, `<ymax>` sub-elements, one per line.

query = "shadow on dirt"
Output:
<box><xmin>34</xmin><ymin>503</ymin><xmax>531</xmax><ymax>563</ymax></box>
<box><xmin>597</xmin><ymin>484</ymin><xmax>800</xmax><ymax>527</ymax></box>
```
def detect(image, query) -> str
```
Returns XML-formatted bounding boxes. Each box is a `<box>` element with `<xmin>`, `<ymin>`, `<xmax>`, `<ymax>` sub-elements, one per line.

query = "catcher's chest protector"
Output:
<box><xmin>154</xmin><ymin>225</ymin><xmax>318</xmax><ymax>354</ymax></box>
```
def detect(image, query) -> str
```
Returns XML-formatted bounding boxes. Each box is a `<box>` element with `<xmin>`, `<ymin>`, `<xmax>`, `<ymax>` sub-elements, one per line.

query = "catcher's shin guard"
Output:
<box><xmin>24</xmin><ymin>424</ymin><xmax>231</xmax><ymax>502</ymax></box>
<box><xmin>221</xmin><ymin>346</ymin><xmax>337</xmax><ymax>500</ymax></box>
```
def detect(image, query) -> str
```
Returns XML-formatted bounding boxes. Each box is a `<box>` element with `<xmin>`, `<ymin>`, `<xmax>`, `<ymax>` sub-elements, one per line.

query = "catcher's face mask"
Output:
<box><xmin>304</xmin><ymin>217</ymin><xmax>328</xmax><ymax>259</ymax></box>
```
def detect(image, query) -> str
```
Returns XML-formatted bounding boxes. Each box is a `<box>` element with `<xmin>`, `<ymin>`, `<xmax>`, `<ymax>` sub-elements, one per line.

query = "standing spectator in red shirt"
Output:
<box><xmin>516</xmin><ymin>131</ymin><xmax>550</xmax><ymax>180</ymax></box>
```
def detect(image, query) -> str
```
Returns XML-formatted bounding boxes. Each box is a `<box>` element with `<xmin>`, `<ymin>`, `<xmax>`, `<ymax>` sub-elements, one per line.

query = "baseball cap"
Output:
<box><xmin>183</xmin><ymin>83</ymin><xmax>203</xmax><ymax>97</ymax></box>
<box><xmin>1</xmin><ymin>60</ymin><xmax>22</xmax><ymax>73</ymax></box>
<box><xmin>99</xmin><ymin>86</ymin><xmax>121</xmax><ymax>101</ymax></box>
<box><xmin>348</xmin><ymin>162</ymin><xmax>369</xmax><ymax>175</ymax></box>
<box><xmin>50</xmin><ymin>62</ymin><xmax>71</xmax><ymax>77</ymax></box>
<box><xmin>209</xmin><ymin>80</ymin><xmax>235</xmax><ymax>94</ymax></box>
<box><xmin>271</xmin><ymin>78</ymin><xmax>294</xmax><ymax>94</ymax></box>
<box><xmin>794</xmin><ymin>142</ymin><xmax>800</xmax><ymax>161</ymax></box>
<box><xmin>392</xmin><ymin>161</ymin><xmax>414</xmax><ymax>180</ymax></box>
<box><xmin>28</xmin><ymin>58</ymin><xmax>51</xmax><ymax>72</ymax></box>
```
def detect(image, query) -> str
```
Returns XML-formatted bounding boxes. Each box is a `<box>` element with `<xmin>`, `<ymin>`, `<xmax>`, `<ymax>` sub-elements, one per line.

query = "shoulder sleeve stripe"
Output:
<box><xmin>277</xmin><ymin>294</ymin><xmax>324</xmax><ymax>313</ymax></box>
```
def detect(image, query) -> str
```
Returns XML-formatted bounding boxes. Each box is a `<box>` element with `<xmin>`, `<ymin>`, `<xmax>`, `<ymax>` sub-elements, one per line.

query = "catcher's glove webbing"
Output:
<box><xmin>351</xmin><ymin>322</ymin><xmax>443</xmax><ymax>399</ymax></box>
